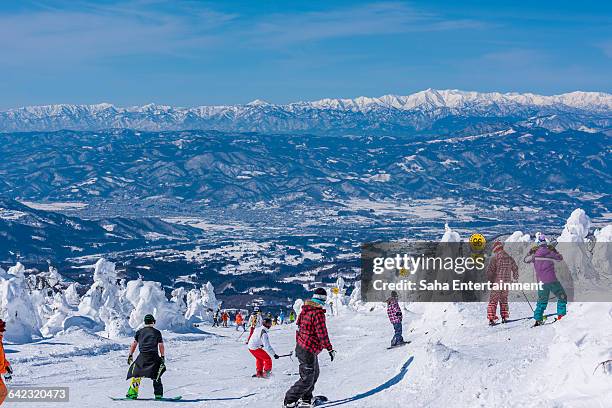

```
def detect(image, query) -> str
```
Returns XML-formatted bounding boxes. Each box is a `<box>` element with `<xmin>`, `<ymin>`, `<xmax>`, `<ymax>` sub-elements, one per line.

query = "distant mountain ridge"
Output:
<box><xmin>2</xmin><ymin>89</ymin><xmax>610</xmax><ymax>134</ymax></box>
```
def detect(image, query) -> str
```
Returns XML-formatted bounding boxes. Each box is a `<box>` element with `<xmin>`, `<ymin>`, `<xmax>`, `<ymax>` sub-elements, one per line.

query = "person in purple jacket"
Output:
<box><xmin>386</xmin><ymin>291</ymin><xmax>406</xmax><ymax>347</ymax></box>
<box><xmin>527</xmin><ymin>234</ymin><xmax>567</xmax><ymax>326</ymax></box>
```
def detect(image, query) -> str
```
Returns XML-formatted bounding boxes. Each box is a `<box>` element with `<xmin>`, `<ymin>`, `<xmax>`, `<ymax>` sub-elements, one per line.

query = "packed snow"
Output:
<box><xmin>1</xmin><ymin>209</ymin><xmax>611</xmax><ymax>407</ymax></box>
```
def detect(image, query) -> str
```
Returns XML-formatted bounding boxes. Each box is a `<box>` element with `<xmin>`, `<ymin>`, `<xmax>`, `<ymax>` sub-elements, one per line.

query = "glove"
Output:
<box><xmin>274</xmin><ymin>354</ymin><xmax>279</xmax><ymax>360</ymax></box>
<box><xmin>127</xmin><ymin>355</ymin><xmax>133</xmax><ymax>365</ymax></box>
<box><xmin>4</xmin><ymin>366</ymin><xmax>12</xmax><ymax>382</ymax></box>
<box><xmin>160</xmin><ymin>356</ymin><xmax>166</xmax><ymax>368</ymax></box>
<box><xmin>329</xmin><ymin>350</ymin><xmax>336</xmax><ymax>362</ymax></box>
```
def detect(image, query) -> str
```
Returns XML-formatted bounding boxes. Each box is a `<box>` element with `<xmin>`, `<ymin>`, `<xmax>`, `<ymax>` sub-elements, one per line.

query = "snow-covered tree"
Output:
<box><xmin>0</xmin><ymin>263</ymin><xmax>43</xmax><ymax>342</ymax></box>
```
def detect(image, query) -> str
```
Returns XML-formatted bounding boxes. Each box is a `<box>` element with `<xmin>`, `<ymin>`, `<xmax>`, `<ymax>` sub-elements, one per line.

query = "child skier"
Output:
<box><xmin>126</xmin><ymin>314</ymin><xmax>166</xmax><ymax>400</ymax></box>
<box><xmin>247</xmin><ymin>317</ymin><xmax>279</xmax><ymax>378</ymax></box>
<box><xmin>246</xmin><ymin>307</ymin><xmax>262</xmax><ymax>343</ymax></box>
<box><xmin>284</xmin><ymin>288</ymin><xmax>336</xmax><ymax>408</ymax></box>
<box><xmin>0</xmin><ymin>319</ymin><xmax>14</xmax><ymax>406</ymax></box>
<box><xmin>486</xmin><ymin>241</ymin><xmax>519</xmax><ymax>325</ymax></box>
<box><xmin>222</xmin><ymin>311</ymin><xmax>229</xmax><ymax>327</ymax></box>
<box><xmin>526</xmin><ymin>234</ymin><xmax>567</xmax><ymax>326</ymax></box>
<box><xmin>386</xmin><ymin>291</ymin><xmax>406</xmax><ymax>347</ymax></box>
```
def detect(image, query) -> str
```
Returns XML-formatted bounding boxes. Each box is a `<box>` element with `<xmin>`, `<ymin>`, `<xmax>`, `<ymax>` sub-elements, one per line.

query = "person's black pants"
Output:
<box><xmin>284</xmin><ymin>345</ymin><xmax>320</xmax><ymax>404</ymax></box>
<box><xmin>153</xmin><ymin>378</ymin><xmax>163</xmax><ymax>396</ymax></box>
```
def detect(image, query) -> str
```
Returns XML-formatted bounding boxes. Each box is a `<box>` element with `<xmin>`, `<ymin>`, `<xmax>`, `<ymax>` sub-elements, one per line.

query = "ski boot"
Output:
<box><xmin>126</xmin><ymin>378</ymin><xmax>140</xmax><ymax>400</ymax></box>
<box><xmin>252</xmin><ymin>370</ymin><xmax>264</xmax><ymax>378</ymax></box>
<box><xmin>501</xmin><ymin>318</ymin><xmax>508</xmax><ymax>324</ymax></box>
<box><xmin>532</xmin><ymin>320</ymin><xmax>545</xmax><ymax>327</ymax></box>
<box><xmin>488</xmin><ymin>320</ymin><xmax>496</xmax><ymax>326</ymax></box>
<box><xmin>263</xmin><ymin>369</ymin><xmax>272</xmax><ymax>378</ymax></box>
<box><xmin>155</xmin><ymin>395</ymin><xmax>164</xmax><ymax>400</ymax></box>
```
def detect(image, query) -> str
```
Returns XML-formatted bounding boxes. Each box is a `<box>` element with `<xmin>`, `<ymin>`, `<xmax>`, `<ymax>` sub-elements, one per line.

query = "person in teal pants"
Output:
<box><xmin>527</xmin><ymin>235</ymin><xmax>567</xmax><ymax>326</ymax></box>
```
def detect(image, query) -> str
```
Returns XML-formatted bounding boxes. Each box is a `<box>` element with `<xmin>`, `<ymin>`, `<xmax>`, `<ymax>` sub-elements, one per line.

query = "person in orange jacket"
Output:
<box><xmin>235</xmin><ymin>312</ymin><xmax>246</xmax><ymax>332</ymax></box>
<box><xmin>0</xmin><ymin>319</ymin><xmax>14</xmax><ymax>405</ymax></box>
<box><xmin>222</xmin><ymin>312</ymin><xmax>229</xmax><ymax>328</ymax></box>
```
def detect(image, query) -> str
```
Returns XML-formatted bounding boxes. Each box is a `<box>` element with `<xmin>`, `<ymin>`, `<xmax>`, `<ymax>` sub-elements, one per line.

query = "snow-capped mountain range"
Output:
<box><xmin>2</xmin><ymin>89</ymin><xmax>611</xmax><ymax>134</ymax></box>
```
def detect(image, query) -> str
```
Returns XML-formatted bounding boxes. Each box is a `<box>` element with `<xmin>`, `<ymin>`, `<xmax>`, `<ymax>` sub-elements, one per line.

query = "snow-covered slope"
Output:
<box><xmin>1</xmin><ymin>89</ymin><xmax>610</xmax><ymax>133</ymax></box>
<box><xmin>6</xmin><ymin>302</ymin><xmax>612</xmax><ymax>408</ymax></box>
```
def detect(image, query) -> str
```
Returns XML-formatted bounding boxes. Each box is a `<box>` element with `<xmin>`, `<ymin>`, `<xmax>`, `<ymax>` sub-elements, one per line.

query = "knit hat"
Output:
<box><xmin>0</xmin><ymin>319</ymin><xmax>5</xmax><ymax>333</ymax></box>
<box><xmin>492</xmin><ymin>241</ymin><xmax>504</xmax><ymax>253</ymax></box>
<box><xmin>144</xmin><ymin>314</ymin><xmax>156</xmax><ymax>325</ymax></box>
<box><xmin>263</xmin><ymin>317</ymin><xmax>273</xmax><ymax>327</ymax></box>
<box><xmin>390</xmin><ymin>290</ymin><xmax>399</xmax><ymax>298</ymax></box>
<box><xmin>312</xmin><ymin>288</ymin><xmax>327</xmax><ymax>302</ymax></box>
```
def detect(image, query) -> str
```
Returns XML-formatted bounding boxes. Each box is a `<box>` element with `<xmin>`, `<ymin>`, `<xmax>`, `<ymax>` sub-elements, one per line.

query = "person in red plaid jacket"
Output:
<box><xmin>387</xmin><ymin>291</ymin><xmax>405</xmax><ymax>347</ymax></box>
<box><xmin>284</xmin><ymin>288</ymin><xmax>336</xmax><ymax>408</ymax></box>
<box><xmin>486</xmin><ymin>241</ymin><xmax>519</xmax><ymax>325</ymax></box>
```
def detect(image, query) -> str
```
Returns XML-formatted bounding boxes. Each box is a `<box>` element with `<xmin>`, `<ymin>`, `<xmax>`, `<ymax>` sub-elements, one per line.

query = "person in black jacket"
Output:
<box><xmin>126</xmin><ymin>314</ymin><xmax>166</xmax><ymax>400</ymax></box>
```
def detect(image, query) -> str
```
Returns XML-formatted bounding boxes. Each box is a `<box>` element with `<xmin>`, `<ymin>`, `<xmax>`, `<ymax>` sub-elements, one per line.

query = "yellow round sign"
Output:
<box><xmin>469</xmin><ymin>233</ymin><xmax>486</xmax><ymax>251</ymax></box>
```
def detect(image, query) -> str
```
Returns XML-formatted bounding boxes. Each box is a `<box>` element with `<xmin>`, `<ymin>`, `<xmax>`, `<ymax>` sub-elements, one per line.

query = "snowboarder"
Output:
<box><xmin>486</xmin><ymin>241</ymin><xmax>519</xmax><ymax>325</ymax></box>
<box><xmin>247</xmin><ymin>317</ymin><xmax>279</xmax><ymax>378</ymax></box>
<box><xmin>126</xmin><ymin>314</ymin><xmax>166</xmax><ymax>400</ymax></box>
<box><xmin>386</xmin><ymin>291</ymin><xmax>406</xmax><ymax>347</ymax></box>
<box><xmin>212</xmin><ymin>308</ymin><xmax>221</xmax><ymax>327</ymax></box>
<box><xmin>279</xmin><ymin>310</ymin><xmax>286</xmax><ymax>325</ymax></box>
<box><xmin>222</xmin><ymin>311</ymin><xmax>229</xmax><ymax>327</ymax></box>
<box><xmin>283</xmin><ymin>288</ymin><xmax>336</xmax><ymax>408</ymax></box>
<box><xmin>0</xmin><ymin>319</ymin><xmax>14</xmax><ymax>406</ymax></box>
<box><xmin>526</xmin><ymin>234</ymin><xmax>567</xmax><ymax>326</ymax></box>
<box><xmin>246</xmin><ymin>307</ymin><xmax>262</xmax><ymax>343</ymax></box>
<box><xmin>235</xmin><ymin>312</ymin><xmax>246</xmax><ymax>331</ymax></box>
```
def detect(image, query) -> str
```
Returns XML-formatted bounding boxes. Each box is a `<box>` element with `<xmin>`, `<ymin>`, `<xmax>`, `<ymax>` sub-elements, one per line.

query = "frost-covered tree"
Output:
<box><xmin>0</xmin><ymin>263</ymin><xmax>43</xmax><ymax>342</ymax></box>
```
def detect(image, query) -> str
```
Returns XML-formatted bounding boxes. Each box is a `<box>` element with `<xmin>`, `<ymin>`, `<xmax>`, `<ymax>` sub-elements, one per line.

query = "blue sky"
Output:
<box><xmin>0</xmin><ymin>0</ymin><xmax>610</xmax><ymax>109</ymax></box>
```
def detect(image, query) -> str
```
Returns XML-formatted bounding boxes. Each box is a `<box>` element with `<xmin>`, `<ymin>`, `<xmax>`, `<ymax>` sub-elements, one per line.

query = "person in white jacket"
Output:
<box><xmin>247</xmin><ymin>317</ymin><xmax>279</xmax><ymax>378</ymax></box>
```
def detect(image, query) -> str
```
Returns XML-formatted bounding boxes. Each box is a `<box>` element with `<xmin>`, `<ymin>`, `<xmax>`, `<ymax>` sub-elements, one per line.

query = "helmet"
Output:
<box><xmin>144</xmin><ymin>314</ymin><xmax>156</xmax><ymax>325</ymax></box>
<box><xmin>253</xmin><ymin>306</ymin><xmax>260</xmax><ymax>312</ymax></box>
<box><xmin>263</xmin><ymin>318</ymin><xmax>273</xmax><ymax>327</ymax></box>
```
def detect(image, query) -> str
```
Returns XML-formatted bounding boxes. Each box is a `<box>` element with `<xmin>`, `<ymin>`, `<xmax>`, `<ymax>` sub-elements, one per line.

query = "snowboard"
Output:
<box><xmin>387</xmin><ymin>340</ymin><xmax>411</xmax><ymax>350</ymax></box>
<box><xmin>109</xmin><ymin>396</ymin><xmax>182</xmax><ymax>402</ymax></box>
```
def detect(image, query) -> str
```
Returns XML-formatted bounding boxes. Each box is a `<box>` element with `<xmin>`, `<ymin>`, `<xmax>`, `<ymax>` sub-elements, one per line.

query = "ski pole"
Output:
<box><xmin>277</xmin><ymin>352</ymin><xmax>293</xmax><ymax>358</ymax></box>
<box><xmin>521</xmin><ymin>290</ymin><xmax>534</xmax><ymax>313</ymax></box>
<box><xmin>236</xmin><ymin>330</ymin><xmax>246</xmax><ymax>342</ymax></box>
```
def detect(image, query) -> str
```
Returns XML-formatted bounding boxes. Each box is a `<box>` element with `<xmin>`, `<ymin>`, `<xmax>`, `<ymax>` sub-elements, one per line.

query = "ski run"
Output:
<box><xmin>1</xmin><ymin>209</ymin><xmax>611</xmax><ymax>407</ymax></box>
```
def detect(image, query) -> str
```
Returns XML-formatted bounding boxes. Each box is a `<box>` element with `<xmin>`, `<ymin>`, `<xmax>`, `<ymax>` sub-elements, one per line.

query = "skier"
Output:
<box><xmin>526</xmin><ymin>234</ymin><xmax>567</xmax><ymax>326</ymax></box>
<box><xmin>486</xmin><ymin>241</ymin><xmax>519</xmax><ymax>325</ymax></box>
<box><xmin>126</xmin><ymin>314</ymin><xmax>166</xmax><ymax>400</ymax></box>
<box><xmin>279</xmin><ymin>310</ymin><xmax>286</xmax><ymax>325</ymax></box>
<box><xmin>222</xmin><ymin>311</ymin><xmax>229</xmax><ymax>328</ymax></box>
<box><xmin>246</xmin><ymin>307</ymin><xmax>262</xmax><ymax>343</ymax></box>
<box><xmin>284</xmin><ymin>288</ymin><xmax>336</xmax><ymax>408</ymax></box>
<box><xmin>289</xmin><ymin>310</ymin><xmax>296</xmax><ymax>324</ymax></box>
<box><xmin>0</xmin><ymin>319</ymin><xmax>14</xmax><ymax>406</ymax></box>
<box><xmin>212</xmin><ymin>308</ymin><xmax>221</xmax><ymax>327</ymax></box>
<box><xmin>386</xmin><ymin>291</ymin><xmax>406</xmax><ymax>347</ymax></box>
<box><xmin>247</xmin><ymin>317</ymin><xmax>279</xmax><ymax>378</ymax></box>
<box><xmin>235</xmin><ymin>312</ymin><xmax>246</xmax><ymax>331</ymax></box>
